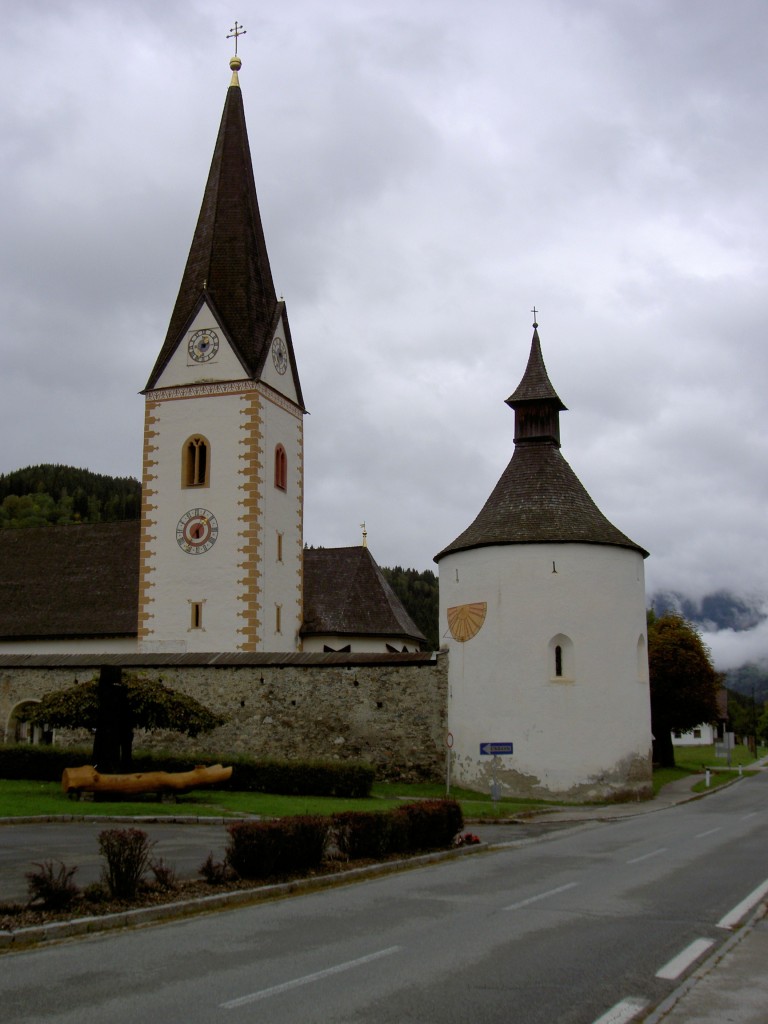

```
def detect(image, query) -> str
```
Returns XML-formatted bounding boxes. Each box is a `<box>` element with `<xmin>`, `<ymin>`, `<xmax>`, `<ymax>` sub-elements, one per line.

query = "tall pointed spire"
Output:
<box><xmin>435</xmin><ymin>317</ymin><xmax>647</xmax><ymax>560</ymax></box>
<box><xmin>145</xmin><ymin>50</ymin><xmax>280</xmax><ymax>389</ymax></box>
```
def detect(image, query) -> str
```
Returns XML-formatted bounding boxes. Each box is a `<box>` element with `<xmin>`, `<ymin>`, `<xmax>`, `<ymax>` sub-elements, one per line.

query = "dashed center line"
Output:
<box><xmin>504</xmin><ymin>881</ymin><xmax>578</xmax><ymax>911</ymax></box>
<box><xmin>626</xmin><ymin>847</ymin><xmax>667</xmax><ymax>865</ymax></box>
<box><xmin>590</xmin><ymin>996</ymin><xmax>647</xmax><ymax>1024</ymax></box>
<box><xmin>656</xmin><ymin>937</ymin><xmax>714</xmax><ymax>979</ymax></box>
<box><xmin>694</xmin><ymin>827</ymin><xmax>721</xmax><ymax>838</ymax></box>
<box><xmin>220</xmin><ymin>946</ymin><xmax>401</xmax><ymax>1008</ymax></box>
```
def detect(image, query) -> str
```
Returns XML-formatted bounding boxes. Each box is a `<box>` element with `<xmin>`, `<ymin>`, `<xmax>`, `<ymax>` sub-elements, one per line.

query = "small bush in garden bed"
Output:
<box><xmin>99</xmin><ymin>828</ymin><xmax>155</xmax><ymax>900</ymax></box>
<box><xmin>199</xmin><ymin>853</ymin><xmax>233</xmax><ymax>885</ymax></box>
<box><xmin>226</xmin><ymin>816</ymin><xmax>330</xmax><ymax>879</ymax></box>
<box><xmin>25</xmin><ymin>860</ymin><xmax>80</xmax><ymax>910</ymax></box>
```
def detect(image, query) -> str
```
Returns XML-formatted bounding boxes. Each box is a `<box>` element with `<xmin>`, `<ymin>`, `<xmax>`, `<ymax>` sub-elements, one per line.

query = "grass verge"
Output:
<box><xmin>0</xmin><ymin>779</ymin><xmax>555</xmax><ymax>821</ymax></box>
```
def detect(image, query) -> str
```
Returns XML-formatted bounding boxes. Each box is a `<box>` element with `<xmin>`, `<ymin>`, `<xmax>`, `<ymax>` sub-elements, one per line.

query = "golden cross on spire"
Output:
<box><xmin>227</xmin><ymin>21</ymin><xmax>246</xmax><ymax>55</ymax></box>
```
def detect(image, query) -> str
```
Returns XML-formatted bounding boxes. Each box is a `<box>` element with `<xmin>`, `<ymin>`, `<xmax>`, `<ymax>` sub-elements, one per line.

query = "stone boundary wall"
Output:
<box><xmin>0</xmin><ymin>653</ymin><xmax>448</xmax><ymax>781</ymax></box>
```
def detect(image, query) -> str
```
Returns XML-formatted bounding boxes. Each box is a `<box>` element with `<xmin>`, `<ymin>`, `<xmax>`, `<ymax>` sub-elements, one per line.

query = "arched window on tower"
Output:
<box><xmin>274</xmin><ymin>444</ymin><xmax>287</xmax><ymax>490</ymax></box>
<box><xmin>548</xmin><ymin>633</ymin><xmax>575</xmax><ymax>682</ymax></box>
<box><xmin>182</xmin><ymin>435</ymin><xmax>210</xmax><ymax>488</ymax></box>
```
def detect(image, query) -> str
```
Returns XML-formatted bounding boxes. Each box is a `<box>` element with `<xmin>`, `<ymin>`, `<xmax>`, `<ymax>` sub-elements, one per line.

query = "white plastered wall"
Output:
<box><xmin>439</xmin><ymin>542</ymin><xmax>652</xmax><ymax>800</ymax></box>
<box><xmin>141</xmin><ymin>307</ymin><xmax>303</xmax><ymax>653</ymax></box>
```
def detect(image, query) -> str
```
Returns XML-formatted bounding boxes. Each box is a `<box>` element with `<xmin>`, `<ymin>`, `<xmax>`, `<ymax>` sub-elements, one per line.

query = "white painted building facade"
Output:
<box><xmin>436</xmin><ymin>325</ymin><xmax>653</xmax><ymax>801</ymax></box>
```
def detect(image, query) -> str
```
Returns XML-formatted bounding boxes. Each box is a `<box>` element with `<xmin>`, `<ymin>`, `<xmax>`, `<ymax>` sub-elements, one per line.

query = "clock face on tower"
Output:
<box><xmin>271</xmin><ymin>335</ymin><xmax>288</xmax><ymax>375</ymax></box>
<box><xmin>188</xmin><ymin>329</ymin><xmax>220</xmax><ymax>363</ymax></box>
<box><xmin>176</xmin><ymin>508</ymin><xmax>219</xmax><ymax>554</ymax></box>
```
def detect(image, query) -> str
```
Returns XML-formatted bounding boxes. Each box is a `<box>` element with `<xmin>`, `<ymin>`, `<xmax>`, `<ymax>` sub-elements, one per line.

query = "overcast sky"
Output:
<box><xmin>1</xmin><ymin>0</ymin><xmax>766</xmax><ymax>669</ymax></box>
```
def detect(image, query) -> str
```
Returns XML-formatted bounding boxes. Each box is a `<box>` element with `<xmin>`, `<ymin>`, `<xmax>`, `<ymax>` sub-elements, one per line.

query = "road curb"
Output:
<box><xmin>0</xmin><ymin>841</ymin><xmax>488</xmax><ymax>953</ymax></box>
<box><xmin>642</xmin><ymin>903</ymin><xmax>768</xmax><ymax>1023</ymax></box>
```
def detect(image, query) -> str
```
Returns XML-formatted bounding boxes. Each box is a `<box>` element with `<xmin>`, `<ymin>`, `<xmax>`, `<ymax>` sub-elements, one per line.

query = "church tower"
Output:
<box><xmin>138</xmin><ymin>47</ymin><xmax>305</xmax><ymax>653</ymax></box>
<box><xmin>435</xmin><ymin>320</ymin><xmax>652</xmax><ymax>801</ymax></box>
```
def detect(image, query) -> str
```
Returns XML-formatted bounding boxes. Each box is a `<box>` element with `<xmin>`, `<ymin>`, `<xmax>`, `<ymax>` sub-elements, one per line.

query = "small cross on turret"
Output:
<box><xmin>227</xmin><ymin>21</ymin><xmax>246</xmax><ymax>55</ymax></box>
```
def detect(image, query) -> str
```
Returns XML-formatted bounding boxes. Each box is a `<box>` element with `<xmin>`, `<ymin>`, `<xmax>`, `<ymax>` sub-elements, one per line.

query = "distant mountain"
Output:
<box><xmin>650</xmin><ymin>589</ymin><xmax>766</xmax><ymax>633</ymax></box>
<box><xmin>650</xmin><ymin>589</ymin><xmax>768</xmax><ymax>705</ymax></box>
<box><xmin>723</xmin><ymin>660</ymin><xmax>768</xmax><ymax>705</ymax></box>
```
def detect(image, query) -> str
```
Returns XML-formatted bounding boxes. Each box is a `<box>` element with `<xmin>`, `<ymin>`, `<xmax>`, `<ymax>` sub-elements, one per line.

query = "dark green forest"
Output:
<box><xmin>380</xmin><ymin>565</ymin><xmax>439</xmax><ymax>650</ymax></box>
<box><xmin>0</xmin><ymin>464</ymin><xmax>141</xmax><ymax>528</ymax></box>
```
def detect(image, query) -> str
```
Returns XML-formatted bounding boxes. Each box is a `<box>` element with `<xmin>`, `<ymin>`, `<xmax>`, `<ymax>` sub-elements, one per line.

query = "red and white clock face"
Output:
<box><xmin>176</xmin><ymin>508</ymin><xmax>219</xmax><ymax>554</ymax></box>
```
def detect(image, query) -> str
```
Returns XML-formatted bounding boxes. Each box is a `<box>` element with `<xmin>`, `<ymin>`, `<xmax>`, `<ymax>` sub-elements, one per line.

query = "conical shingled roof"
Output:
<box><xmin>145</xmin><ymin>66</ymin><xmax>301</xmax><ymax>400</ymax></box>
<box><xmin>435</xmin><ymin>325</ymin><xmax>648</xmax><ymax>561</ymax></box>
<box><xmin>434</xmin><ymin>444</ymin><xmax>647</xmax><ymax>559</ymax></box>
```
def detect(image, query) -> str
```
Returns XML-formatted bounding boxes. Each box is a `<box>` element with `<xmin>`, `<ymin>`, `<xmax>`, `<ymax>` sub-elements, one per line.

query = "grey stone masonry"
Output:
<box><xmin>0</xmin><ymin>652</ymin><xmax>448</xmax><ymax>781</ymax></box>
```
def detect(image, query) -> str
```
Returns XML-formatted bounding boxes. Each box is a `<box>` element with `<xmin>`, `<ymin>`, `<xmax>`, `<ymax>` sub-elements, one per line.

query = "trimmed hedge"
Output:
<box><xmin>0</xmin><ymin>745</ymin><xmax>375</xmax><ymax>798</ymax></box>
<box><xmin>226</xmin><ymin>800</ymin><xmax>465</xmax><ymax>879</ymax></box>
<box><xmin>0</xmin><ymin>745</ymin><xmax>93</xmax><ymax>781</ymax></box>
<box><xmin>332</xmin><ymin>810</ymin><xmax>394</xmax><ymax>860</ymax></box>
<box><xmin>226</xmin><ymin>816</ymin><xmax>330</xmax><ymax>879</ymax></box>
<box><xmin>391</xmin><ymin>799</ymin><xmax>465</xmax><ymax>853</ymax></box>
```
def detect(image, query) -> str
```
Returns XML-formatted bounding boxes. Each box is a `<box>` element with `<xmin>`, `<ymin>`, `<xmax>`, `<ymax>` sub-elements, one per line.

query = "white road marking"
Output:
<box><xmin>590</xmin><ymin>997</ymin><xmax>647</xmax><ymax>1024</ymax></box>
<box><xmin>741</xmin><ymin>812</ymin><xmax>758</xmax><ymax>820</ymax></box>
<box><xmin>220</xmin><ymin>946</ymin><xmax>402</xmax><ymax>1009</ymax></box>
<box><xmin>717</xmin><ymin>878</ymin><xmax>768</xmax><ymax>930</ymax></box>
<box><xmin>694</xmin><ymin>827</ymin><xmax>721</xmax><ymax>838</ymax></box>
<box><xmin>655</xmin><ymin>937</ymin><xmax>715</xmax><ymax>979</ymax></box>
<box><xmin>626</xmin><ymin>847</ymin><xmax>667</xmax><ymax>864</ymax></box>
<box><xmin>504</xmin><ymin>881</ymin><xmax>578</xmax><ymax>910</ymax></box>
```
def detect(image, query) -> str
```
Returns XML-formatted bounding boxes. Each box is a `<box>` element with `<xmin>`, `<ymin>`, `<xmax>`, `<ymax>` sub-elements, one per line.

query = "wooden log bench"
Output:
<box><xmin>61</xmin><ymin>764</ymin><xmax>233</xmax><ymax>797</ymax></box>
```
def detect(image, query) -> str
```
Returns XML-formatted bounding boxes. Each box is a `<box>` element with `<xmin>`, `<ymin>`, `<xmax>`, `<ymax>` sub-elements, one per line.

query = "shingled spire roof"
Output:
<box><xmin>145</xmin><ymin>56</ymin><xmax>300</xmax><ymax>397</ymax></box>
<box><xmin>435</xmin><ymin>322</ymin><xmax>647</xmax><ymax>561</ymax></box>
<box><xmin>506</xmin><ymin>325</ymin><xmax>566</xmax><ymax>409</ymax></box>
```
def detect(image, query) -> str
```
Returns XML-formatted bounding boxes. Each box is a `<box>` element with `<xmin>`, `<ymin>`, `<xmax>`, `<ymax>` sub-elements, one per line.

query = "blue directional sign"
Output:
<box><xmin>479</xmin><ymin>742</ymin><xmax>514</xmax><ymax>756</ymax></box>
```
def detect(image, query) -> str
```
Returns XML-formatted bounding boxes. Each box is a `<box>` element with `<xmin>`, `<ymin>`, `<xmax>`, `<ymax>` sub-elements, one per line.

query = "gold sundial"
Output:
<box><xmin>447</xmin><ymin>602</ymin><xmax>487</xmax><ymax>643</ymax></box>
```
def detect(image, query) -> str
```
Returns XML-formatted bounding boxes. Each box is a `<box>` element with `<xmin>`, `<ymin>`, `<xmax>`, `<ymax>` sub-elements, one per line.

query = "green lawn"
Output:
<box><xmin>0</xmin><ymin>779</ymin><xmax>554</xmax><ymax>821</ymax></box>
<box><xmin>2</xmin><ymin>745</ymin><xmax>763</xmax><ymax>820</ymax></box>
<box><xmin>652</xmin><ymin>744</ymin><xmax>767</xmax><ymax>796</ymax></box>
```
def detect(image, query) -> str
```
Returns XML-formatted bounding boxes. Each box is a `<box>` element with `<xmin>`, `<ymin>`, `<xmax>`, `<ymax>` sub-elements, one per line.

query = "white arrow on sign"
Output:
<box><xmin>480</xmin><ymin>742</ymin><xmax>514</xmax><ymax>756</ymax></box>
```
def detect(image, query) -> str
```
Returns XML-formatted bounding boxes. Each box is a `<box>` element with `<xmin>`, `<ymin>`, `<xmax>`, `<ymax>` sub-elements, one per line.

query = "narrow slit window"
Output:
<box><xmin>190</xmin><ymin>602</ymin><xmax>203</xmax><ymax>630</ymax></box>
<box><xmin>555</xmin><ymin>645</ymin><xmax>563</xmax><ymax>677</ymax></box>
<box><xmin>274</xmin><ymin>444</ymin><xmax>287</xmax><ymax>490</ymax></box>
<box><xmin>275</xmin><ymin>604</ymin><xmax>282</xmax><ymax>634</ymax></box>
<box><xmin>276</xmin><ymin>531</ymin><xmax>283</xmax><ymax>562</ymax></box>
<box><xmin>183</xmin><ymin>436</ymin><xmax>210</xmax><ymax>487</ymax></box>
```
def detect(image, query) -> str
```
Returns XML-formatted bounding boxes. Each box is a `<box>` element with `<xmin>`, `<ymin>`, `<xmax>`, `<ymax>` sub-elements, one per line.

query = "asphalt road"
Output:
<box><xmin>2</xmin><ymin>773</ymin><xmax>767</xmax><ymax>1023</ymax></box>
<box><xmin>0</xmin><ymin>820</ymin><xmax>230</xmax><ymax>902</ymax></box>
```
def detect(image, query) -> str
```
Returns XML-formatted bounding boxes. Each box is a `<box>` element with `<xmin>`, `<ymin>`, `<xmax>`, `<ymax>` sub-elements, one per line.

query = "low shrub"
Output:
<box><xmin>149</xmin><ymin>857</ymin><xmax>178</xmax><ymax>890</ymax></box>
<box><xmin>25</xmin><ymin>860</ymin><xmax>80</xmax><ymax>910</ymax></box>
<box><xmin>218</xmin><ymin>757</ymin><xmax>375</xmax><ymax>798</ymax></box>
<box><xmin>226</xmin><ymin>816</ymin><xmax>330</xmax><ymax>879</ymax></box>
<box><xmin>199</xmin><ymin>853</ymin><xmax>233</xmax><ymax>885</ymax></box>
<box><xmin>390</xmin><ymin>800</ymin><xmax>464</xmax><ymax>854</ymax></box>
<box><xmin>98</xmin><ymin>828</ymin><xmax>154</xmax><ymax>900</ymax></box>
<box><xmin>0</xmin><ymin>745</ymin><xmax>92</xmax><ymax>782</ymax></box>
<box><xmin>0</xmin><ymin>744</ymin><xmax>375</xmax><ymax>800</ymax></box>
<box><xmin>332</xmin><ymin>810</ymin><xmax>393</xmax><ymax>860</ymax></box>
